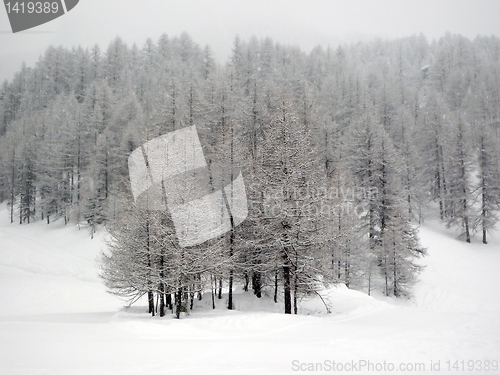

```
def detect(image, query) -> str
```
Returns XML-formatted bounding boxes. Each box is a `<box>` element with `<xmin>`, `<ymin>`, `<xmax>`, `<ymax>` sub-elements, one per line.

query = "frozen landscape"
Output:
<box><xmin>0</xmin><ymin>203</ymin><xmax>499</xmax><ymax>375</ymax></box>
<box><xmin>1</xmin><ymin>1</ymin><xmax>500</xmax><ymax>374</ymax></box>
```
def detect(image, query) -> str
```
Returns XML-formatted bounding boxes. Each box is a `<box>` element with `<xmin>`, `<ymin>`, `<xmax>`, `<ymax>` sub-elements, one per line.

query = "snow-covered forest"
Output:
<box><xmin>1</xmin><ymin>33</ymin><xmax>500</xmax><ymax>317</ymax></box>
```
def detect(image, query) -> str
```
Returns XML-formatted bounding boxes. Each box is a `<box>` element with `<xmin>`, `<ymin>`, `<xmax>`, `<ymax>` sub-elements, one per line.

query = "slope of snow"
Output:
<box><xmin>0</xmin><ymin>205</ymin><xmax>499</xmax><ymax>375</ymax></box>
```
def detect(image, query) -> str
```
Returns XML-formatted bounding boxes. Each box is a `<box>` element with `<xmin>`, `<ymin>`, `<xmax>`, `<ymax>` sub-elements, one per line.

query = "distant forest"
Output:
<box><xmin>1</xmin><ymin>33</ymin><xmax>499</xmax><ymax>316</ymax></box>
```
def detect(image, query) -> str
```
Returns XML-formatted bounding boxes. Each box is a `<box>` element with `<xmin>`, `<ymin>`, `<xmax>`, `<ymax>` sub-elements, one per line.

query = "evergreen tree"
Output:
<box><xmin>348</xmin><ymin>116</ymin><xmax>425</xmax><ymax>296</ymax></box>
<box><xmin>445</xmin><ymin>116</ymin><xmax>474</xmax><ymax>242</ymax></box>
<box><xmin>255</xmin><ymin>95</ymin><xmax>327</xmax><ymax>313</ymax></box>
<box><xmin>476</xmin><ymin>127</ymin><xmax>500</xmax><ymax>244</ymax></box>
<box><xmin>1</xmin><ymin>32</ymin><xmax>499</xmax><ymax>312</ymax></box>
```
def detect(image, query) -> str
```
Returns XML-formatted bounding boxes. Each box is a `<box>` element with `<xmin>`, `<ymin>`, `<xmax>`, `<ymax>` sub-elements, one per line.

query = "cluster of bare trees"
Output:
<box><xmin>1</xmin><ymin>32</ymin><xmax>499</xmax><ymax>316</ymax></box>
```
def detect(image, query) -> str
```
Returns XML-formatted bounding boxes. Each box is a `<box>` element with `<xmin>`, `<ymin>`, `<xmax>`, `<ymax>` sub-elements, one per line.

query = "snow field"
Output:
<box><xmin>0</xmin><ymin>205</ymin><xmax>499</xmax><ymax>374</ymax></box>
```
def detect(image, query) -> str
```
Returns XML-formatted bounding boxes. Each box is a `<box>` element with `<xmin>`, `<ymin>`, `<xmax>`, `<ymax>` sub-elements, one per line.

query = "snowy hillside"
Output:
<box><xmin>0</xmin><ymin>204</ymin><xmax>499</xmax><ymax>375</ymax></box>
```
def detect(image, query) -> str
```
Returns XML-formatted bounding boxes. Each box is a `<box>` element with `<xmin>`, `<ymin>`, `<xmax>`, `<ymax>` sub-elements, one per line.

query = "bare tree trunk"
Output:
<box><xmin>148</xmin><ymin>291</ymin><xmax>155</xmax><ymax>316</ymax></box>
<box><xmin>393</xmin><ymin>244</ymin><xmax>399</xmax><ymax>297</ymax></box>
<box><xmin>252</xmin><ymin>271</ymin><xmax>262</xmax><ymax>298</ymax></box>
<box><xmin>217</xmin><ymin>278</ymin><xmax>222</xmax><ymax>299</ymax></box>
<box><xmin>158</xmin><ymin>246</ymin><xmax>165</xmax><ymax>316</ymax></box>
<box><xmin>211</xmin><ymin>274</ymin><xmax>216</xmax><ymax>309</ymax></box>
<box><xmin>460</xmin><ymin>148</ymin><xmax>471</xmax><ymax>243</ymax></box>
<box><xmin>293</xmin><ymin>272</ymin><xmax>298</xmax><ymax>314</ymax></box>
<box><xmin>10</xmin><ymin>149</ymin><xmax>15</xmax><ymax>224</ymax></box>
<box><xmin>197</xmin><ymin>274</ymin><xmax>203</xmax><ymax>300</ymax></box>
<box><xmin>481</xmin><ymin>138</ymin><xmax>488</xmax><ymax>244</ymax></box>
<box><xmin>146</xmin><ymin>221</ymin><xmax>154</xmax><ymax>316</ymax></box>
<box><xmin>228</xmin><ymin>268</ymin><xmax>234</xmax><ymax>310</ymax></box>
<box><xmin>159</xmin><ymin>285</ymin><xmax>165</xmax><ymax>317</ymax></box>
<box><xmin>274</xmin><ymin>270</ymin><xmax>278</xmax><ymax>303</ymax></box>
<box><xmin>175</xmin><ymin>288</ymin><xmax>182</xmax><ymax>319</ymax></box>
<box><xmin>166</xmin><ymin>293</ymin><xmax>172</xmax><ymax>311</ymax></box>
<box><xmin>283</xmin><ymin>263</ymin><xmax>291</xmax><ymax>314</ymax></box>
<box><xmin>243</xmin><ymin>272</ymin><xmax>249</xmax><ymax>292</ymax></box>
<box><xmin>282</xmin><ymin>227</ymin><xmax>292</xmax><ymax>314</ymax></box>
<box><xmin>464</xmin><ymin>205</ymin><xmax>471</xmax><ymax>243</ymax></box>
<box><xmin>345</xmin><ymin>245</ymin><xmax>350</xmax><ymax>288</ymax></box>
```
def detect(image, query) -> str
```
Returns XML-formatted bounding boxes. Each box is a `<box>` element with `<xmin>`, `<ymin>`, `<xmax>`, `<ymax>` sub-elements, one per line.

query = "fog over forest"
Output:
<box><xmin>1</xmin><ymin>33</ymin><xmax>499</xmax><ymax>316</ymax></box>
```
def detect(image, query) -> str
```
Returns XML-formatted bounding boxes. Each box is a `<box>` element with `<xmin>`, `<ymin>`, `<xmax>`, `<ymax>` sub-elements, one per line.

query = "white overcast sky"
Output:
<box><xmin>1</xmin><ymin>0</ymin><xmax>500</xmax><ymax>82</ymax></box>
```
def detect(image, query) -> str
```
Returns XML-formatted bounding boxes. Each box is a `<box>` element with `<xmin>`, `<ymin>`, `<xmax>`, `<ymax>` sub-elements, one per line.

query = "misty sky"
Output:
<box><xmin>1</xmin><ymin>0</ymin><xmax>500</xmax><ymax>83</ymax></box>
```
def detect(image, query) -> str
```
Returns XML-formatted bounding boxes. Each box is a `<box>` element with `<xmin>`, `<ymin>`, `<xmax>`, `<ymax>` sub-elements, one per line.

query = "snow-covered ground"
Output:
<box><xmin>1</xmin><ymin>205</ymin><xmax>499</xmax><ymax>375</ymax></box>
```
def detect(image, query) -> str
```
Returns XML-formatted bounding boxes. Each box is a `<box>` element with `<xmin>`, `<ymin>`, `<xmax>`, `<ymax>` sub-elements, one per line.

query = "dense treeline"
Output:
<box><xmin>1</xmin><ymin>32</ymin><xmax>499</xmax><ymax>316</ymax></box>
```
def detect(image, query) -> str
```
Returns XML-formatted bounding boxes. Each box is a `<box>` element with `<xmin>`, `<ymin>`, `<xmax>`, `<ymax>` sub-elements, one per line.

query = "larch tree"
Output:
<box><xmin>256</xmin><ymin>95</ymin><xmax>327</xmax><ymax>314</ymax></box>
<box><xmin>444</xmin><ymin>116</ymin><xmax>475</xmax><ymax>243</ymax></box>
<box><xmin>348</xmin><ymin>116</ymin><xmax>425</xmax><ymax>296</ymax></box>
<box><xmin>101</xmin><ymin>205</ymin><xmax>158</xmax><ymax>315</ymax></box>
<box><xmin>476</xmin><ymin>126</ymin><xmax>500</xmax><ymax>244</ymax></box>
